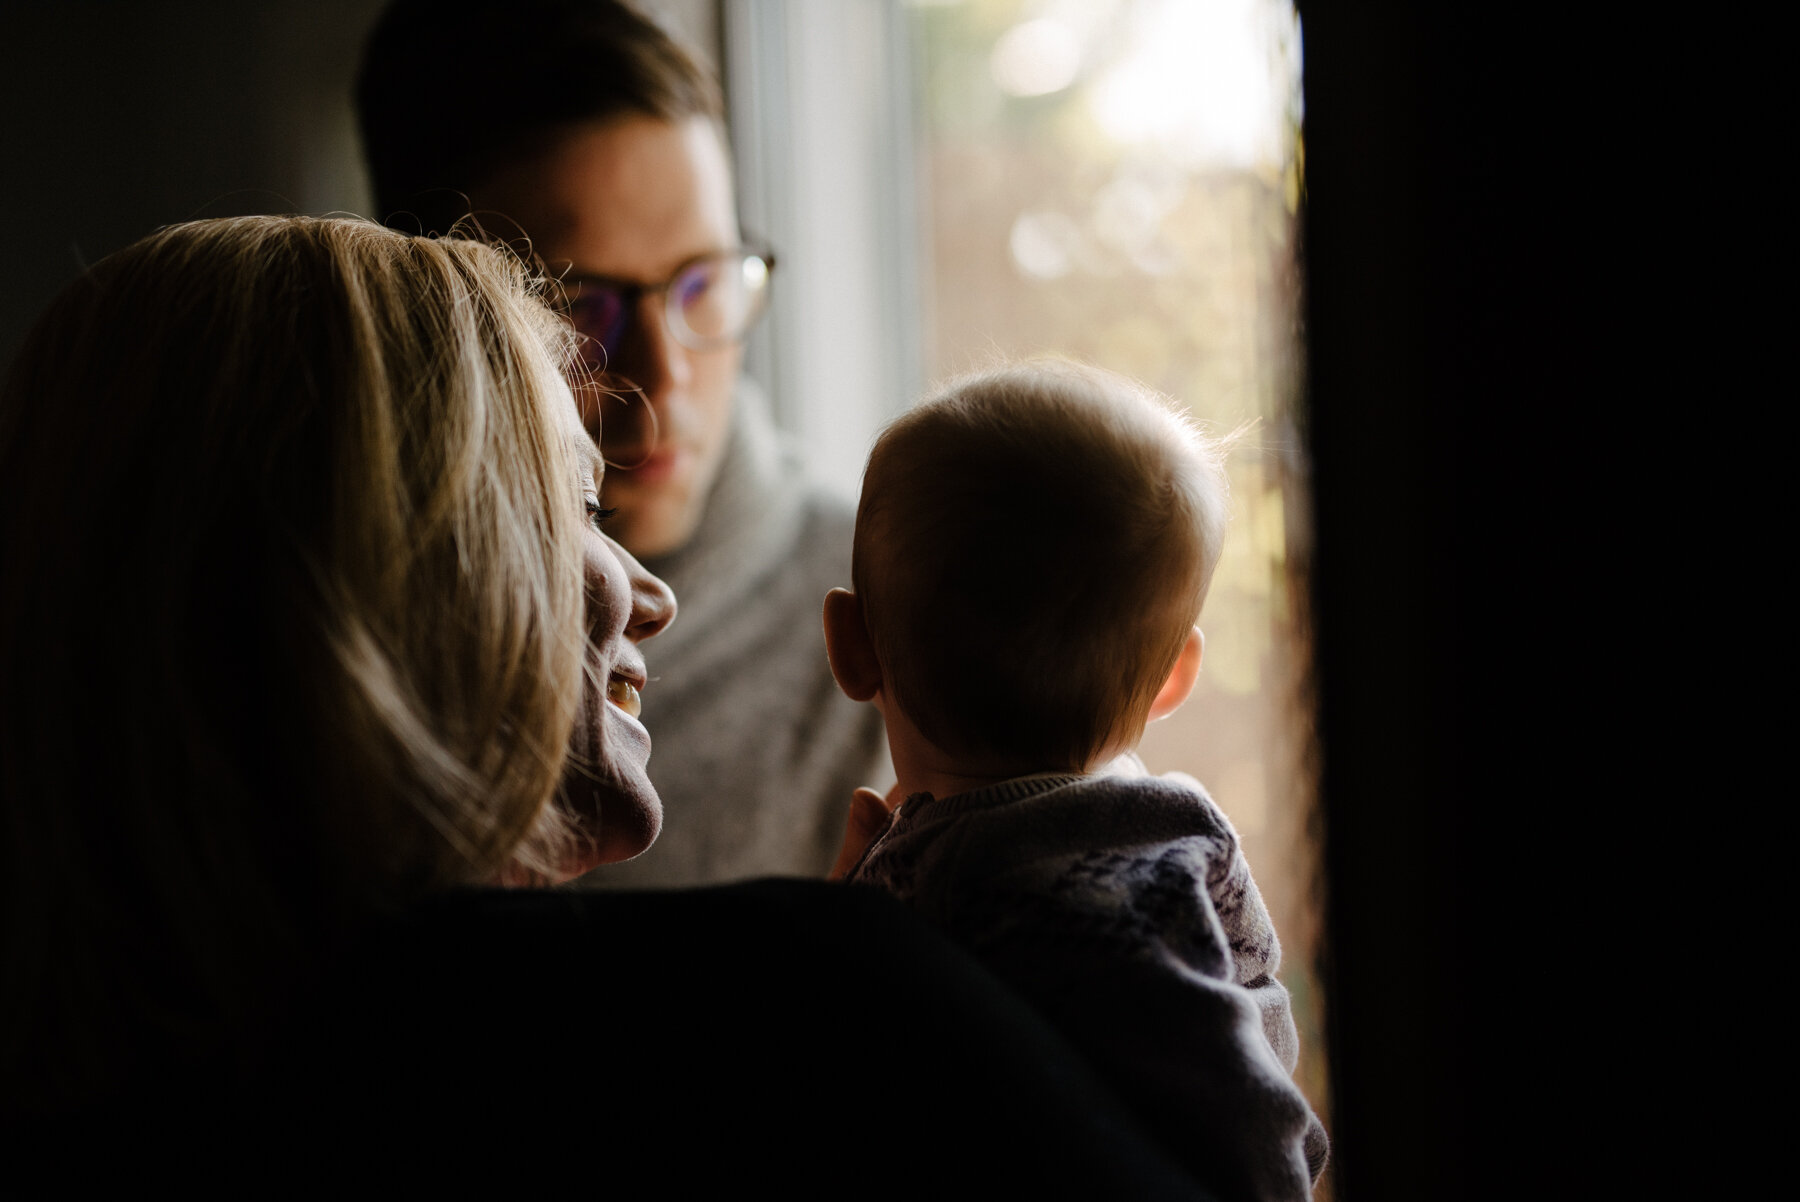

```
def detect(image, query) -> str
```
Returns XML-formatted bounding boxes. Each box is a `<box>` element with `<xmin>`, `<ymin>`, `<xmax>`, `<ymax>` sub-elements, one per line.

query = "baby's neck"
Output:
<box><xmin>879</xmin><ymin>703</ymin><xmax>1006</xmax><ymax>803</ymax></box>
<box><xmin>893</xmin><ymin>763</ymin><xmax>1025</xmax><ymax>805</ymax></box>
<box><xmin>883</xmin><ymin>702</ymin><xmax>1129</xmax><ymax>803</ymax></box>
<box><xmin>897</xmin><ymin>756</ymin><xmax>1149</xmax><ymax>803</ymax></box>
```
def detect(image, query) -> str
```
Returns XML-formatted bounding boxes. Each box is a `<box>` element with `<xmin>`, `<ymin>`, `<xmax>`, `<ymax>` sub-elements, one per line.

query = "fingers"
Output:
<box><xmin>829</xmin><ymin>786</ymin><xmax>897</xmax><ymax>881</ymax></box>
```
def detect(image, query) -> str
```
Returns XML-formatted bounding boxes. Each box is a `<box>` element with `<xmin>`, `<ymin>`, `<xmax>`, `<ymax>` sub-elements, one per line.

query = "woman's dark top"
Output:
<box><xmin>30</xmin><ymin>880</ymin><xmax>1219</xmax><ymax>1195</ymax></box>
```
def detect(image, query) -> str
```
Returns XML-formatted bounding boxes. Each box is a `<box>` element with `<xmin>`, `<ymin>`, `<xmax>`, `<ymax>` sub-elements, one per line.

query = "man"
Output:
<box><xmin>356</xmin><ymin>0</ymin><xmax>889</xmax><ymax>885</ymax></box>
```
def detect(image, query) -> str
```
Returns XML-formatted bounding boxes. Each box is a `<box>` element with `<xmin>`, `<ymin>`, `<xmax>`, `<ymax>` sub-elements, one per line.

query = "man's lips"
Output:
<box><xmin>609</xmin><ymin>445</ymin><xmax>685</xmax><ymax>486</ymax></box>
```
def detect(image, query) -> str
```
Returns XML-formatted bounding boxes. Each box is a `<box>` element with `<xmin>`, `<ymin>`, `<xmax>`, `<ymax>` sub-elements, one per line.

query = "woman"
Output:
<box><xmin>0</xmin><ymin>215</ymin><xmax>674</xmax><ymax>1106</ymax></box>
<box><xmin>0</xmin><ymin>216</ymin><xmax>1204</xmax><ymax>1193</ymax></box>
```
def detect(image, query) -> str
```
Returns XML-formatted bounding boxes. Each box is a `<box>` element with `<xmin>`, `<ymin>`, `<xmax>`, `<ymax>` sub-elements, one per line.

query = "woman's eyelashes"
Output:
<box><xmin>584</xmin><ymin>495</ymin><xmax>618</xmax><ymax>531</ymax></box>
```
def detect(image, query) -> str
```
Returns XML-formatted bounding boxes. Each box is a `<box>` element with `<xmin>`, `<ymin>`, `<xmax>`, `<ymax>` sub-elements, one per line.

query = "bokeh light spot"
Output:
<box><xmin>991</xmin><ymin>18</ymin><xmax>1082</xmax><ymax>97</ymax></box>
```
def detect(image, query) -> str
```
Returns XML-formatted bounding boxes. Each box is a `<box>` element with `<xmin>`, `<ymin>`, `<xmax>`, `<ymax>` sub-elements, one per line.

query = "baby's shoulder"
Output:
<box><xmin>1075</xmin><ymin>767</ymin><xmax>1238</xmax><ymax>844</ymax></box>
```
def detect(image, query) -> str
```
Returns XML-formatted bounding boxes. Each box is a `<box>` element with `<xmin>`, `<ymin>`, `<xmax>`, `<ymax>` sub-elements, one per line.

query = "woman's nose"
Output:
<box><xmin>618</xmin><ymin>542</ymin><xmax>676</xmax><ymax>643</ymax></box>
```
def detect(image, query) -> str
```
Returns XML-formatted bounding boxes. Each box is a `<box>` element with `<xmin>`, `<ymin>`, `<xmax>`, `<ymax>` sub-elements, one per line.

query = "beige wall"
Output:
<box><xmin>660</xmin><ymin>0</ymin><xmax>722</xmax><ymax>69</ymax></box>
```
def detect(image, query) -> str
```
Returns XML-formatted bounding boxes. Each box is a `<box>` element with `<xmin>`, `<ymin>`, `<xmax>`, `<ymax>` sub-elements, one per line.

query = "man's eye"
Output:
<box><xmin>571</xmin><ymin>291</ymin><xmax>623</xmax><ymax>327</ymax></box>
<box><xmin>569</xmin><ymin>292</ymin><xmax>629</xmax><ymax>359</ymax></box>
<box><xmin>675</xmin><ymin>266</ymin><xmax>715</xmax><ymax>308</ymax></box>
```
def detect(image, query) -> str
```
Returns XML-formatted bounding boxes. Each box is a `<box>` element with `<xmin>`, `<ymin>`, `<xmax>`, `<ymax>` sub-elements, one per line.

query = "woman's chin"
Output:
<box><xmin>548</xmin><ymin>701</ymin><xmax>662</xmax><ymax>875</ymax></box>
<box><xmin>514</xmin><ymin>805</ymin><xmax>660</xmax><ymax>885</ymax></box>
<box><xmin>592</xmin><ymin>796</ymin><xmax>662</xmax><ymax>865</ymax></box>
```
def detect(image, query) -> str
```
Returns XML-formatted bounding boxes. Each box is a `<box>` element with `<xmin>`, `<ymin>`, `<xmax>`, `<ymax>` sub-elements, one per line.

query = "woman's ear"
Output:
<box><xmin>1147</xmin><ymin>627</ymin><xmax>1204</xmax><ymax>722</ymax></box>
<box><xmin>823</xmin><ymin>588</ymin><xmax>883</xmax><ymax>702</ymax></box>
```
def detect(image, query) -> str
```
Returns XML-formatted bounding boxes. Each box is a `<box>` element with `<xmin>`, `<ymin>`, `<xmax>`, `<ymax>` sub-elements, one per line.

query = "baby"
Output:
<box><xmin>825</xmin><ymin>359</ymin><xmax>1328</xmax><ymax>1201</ymax></box>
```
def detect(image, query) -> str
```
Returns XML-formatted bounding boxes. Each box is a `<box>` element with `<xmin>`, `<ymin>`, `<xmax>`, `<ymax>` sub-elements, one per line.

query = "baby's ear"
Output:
<box><xmin>1147</xmin><ymin>627</ymin><xmax>1205</xmax><ymax>722</ymax></box>
<box><xmin>823</xmin><ymin>588</ymin><xmax>883</xmax><ymax>702</ymax></box>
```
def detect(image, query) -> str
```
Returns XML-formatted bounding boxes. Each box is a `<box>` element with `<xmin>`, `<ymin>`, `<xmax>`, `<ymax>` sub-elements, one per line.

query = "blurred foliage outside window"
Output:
<box><xmin>905</xmin><ymin>0</ymin><xmax>1325</xmax><ymax>1177</ymax></box>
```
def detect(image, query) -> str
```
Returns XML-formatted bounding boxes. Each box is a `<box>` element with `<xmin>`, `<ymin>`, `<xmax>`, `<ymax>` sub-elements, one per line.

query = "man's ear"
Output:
<box><xmin>1147</xmin><ymin>627</ymin><xmax>1204</xmax><ymax>722</ymax></box>
<box><xmin>823</xmin><ymin>588</ymin><xmax>883</xmax><ymax>702</ymax></box>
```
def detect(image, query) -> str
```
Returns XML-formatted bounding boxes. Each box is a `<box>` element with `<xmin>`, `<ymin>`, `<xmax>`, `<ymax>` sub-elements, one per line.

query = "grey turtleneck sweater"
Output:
<box><xmin>574</xmin><ymin>382</ymin><xmax>891</xmax><ymax>887</ymax></box>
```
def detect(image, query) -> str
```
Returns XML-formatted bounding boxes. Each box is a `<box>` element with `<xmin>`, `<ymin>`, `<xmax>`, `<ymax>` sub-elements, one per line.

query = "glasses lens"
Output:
<box><xmin>567</xmin><ymin>286</ymin><xmax>629</xmax><ymax>368</ymax></box>
<box><xmin>668</xmin><ymin>251</ymin><xmax>772</xmax><ymax>350</ymax></box>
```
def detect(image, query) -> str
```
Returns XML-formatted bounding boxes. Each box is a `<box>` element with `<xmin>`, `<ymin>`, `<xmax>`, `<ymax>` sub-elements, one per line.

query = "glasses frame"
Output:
<box><xmin>556</xmin><ymin>243</ymin><xmax>777</xmax><ymax>369</ymax></box>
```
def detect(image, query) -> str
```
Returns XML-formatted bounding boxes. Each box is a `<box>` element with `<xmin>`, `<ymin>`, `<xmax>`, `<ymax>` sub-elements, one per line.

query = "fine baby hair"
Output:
<box><xmin>850</xmin><ymin>357</ymin><xmax>1233</xmax><ymax>775</ymax></box>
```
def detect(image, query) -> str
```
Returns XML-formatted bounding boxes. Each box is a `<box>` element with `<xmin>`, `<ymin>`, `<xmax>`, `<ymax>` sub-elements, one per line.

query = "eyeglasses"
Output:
<box><xmin>558</xmin><ymin>246</ymin><xmax>776</xmax><ymax>371</ymax></box>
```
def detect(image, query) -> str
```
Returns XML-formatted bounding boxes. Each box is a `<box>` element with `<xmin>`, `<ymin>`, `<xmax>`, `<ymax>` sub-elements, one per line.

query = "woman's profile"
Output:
<box><xmin>0</xmin><ymin>215</ymin><xmax>675</xmax><ymax>1104</ymax></box>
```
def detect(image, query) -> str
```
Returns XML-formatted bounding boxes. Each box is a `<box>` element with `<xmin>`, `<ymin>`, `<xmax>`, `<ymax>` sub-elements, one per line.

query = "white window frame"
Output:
<box><xmin>720</xmin><ymin>0</ymin><xmax>924</xmax><ymax>500</ymax></box>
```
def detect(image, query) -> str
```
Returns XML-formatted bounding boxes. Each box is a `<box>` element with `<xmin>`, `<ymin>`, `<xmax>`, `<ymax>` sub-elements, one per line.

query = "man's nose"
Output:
<box><xmin>614</xmin><ymin>293</ymin><xmax>693</xmax><ymax>412</ymax></box>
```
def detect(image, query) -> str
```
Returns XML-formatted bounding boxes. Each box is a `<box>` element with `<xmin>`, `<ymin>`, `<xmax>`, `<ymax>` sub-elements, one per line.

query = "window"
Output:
<box><xmin>906</xmin><ymin>0</ymin><xmax>1326</xmax><ymax>1158</ymax></box>
<box><xmin>724</xmin><ymin>2</ymin><xmax>1326</xmax><ymax>1166</ymax></box>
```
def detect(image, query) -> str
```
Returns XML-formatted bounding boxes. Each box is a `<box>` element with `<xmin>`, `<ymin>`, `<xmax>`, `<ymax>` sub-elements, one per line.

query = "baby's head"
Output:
<box><xmin>841</xmin><ymin>359</ymin><xmax>1232</xmax><ymax>776</ymax></box>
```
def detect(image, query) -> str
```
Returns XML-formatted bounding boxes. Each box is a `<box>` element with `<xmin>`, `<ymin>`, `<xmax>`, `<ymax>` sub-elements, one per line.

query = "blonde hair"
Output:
<box><xmin>0</xmin><ymin>216</ymin><xmax>590</xmax><ymax>1101</ymax></box>
<box><xmin>853</xmin><ymin>359</ymin><xmax>1232</xmax><ymax>773</ymax></box>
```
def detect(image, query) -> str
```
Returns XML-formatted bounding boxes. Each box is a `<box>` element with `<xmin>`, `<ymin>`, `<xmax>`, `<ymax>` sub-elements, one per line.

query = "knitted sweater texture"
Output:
<box><xmin>847</xmin><ymin>762</ymin><xmax>1328</xmax><ymax>1202</ymax></box>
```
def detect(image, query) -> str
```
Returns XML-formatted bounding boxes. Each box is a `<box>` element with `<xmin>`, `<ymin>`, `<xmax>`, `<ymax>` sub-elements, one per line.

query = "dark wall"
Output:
<box><xmin>1300</xmin><ymin>6</ymin><xmax>1558</xmax><ymax>1199</ymax></box>
<box><xmin>0</xmin><ymin>1</ymin><xmax>389</xmax><ymax>370</ymax></box>
<box><xmin>0</xmin><ymin>1</ymin><xmax>723</xmax><ymax>376</ymax></box>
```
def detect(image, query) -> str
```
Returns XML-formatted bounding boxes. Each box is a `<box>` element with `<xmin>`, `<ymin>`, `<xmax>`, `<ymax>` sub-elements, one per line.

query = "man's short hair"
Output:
<box><xmin>355</xmin><ymin>0</ymin><xmax>723</xmax><ymax>234</ymax></box>
<box><xmin>853</xmin><ymin>359</ymin><xmax>1232</xmax><ymax>774</ymax></box>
